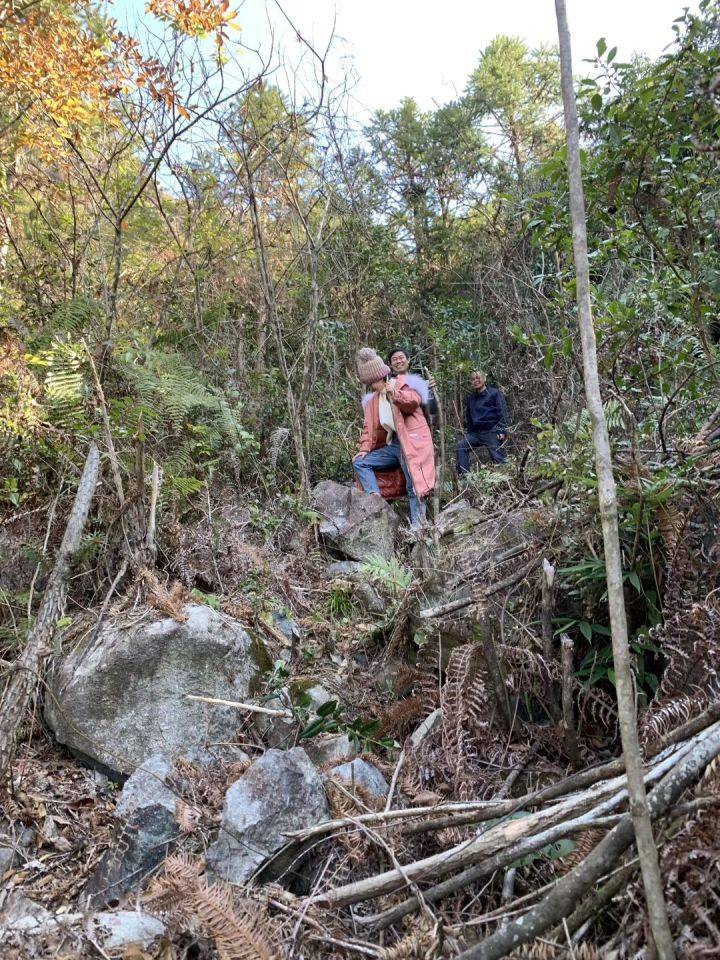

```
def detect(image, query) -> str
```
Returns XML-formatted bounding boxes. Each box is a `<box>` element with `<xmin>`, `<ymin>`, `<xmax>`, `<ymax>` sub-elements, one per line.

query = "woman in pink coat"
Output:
<box><xmin>353</xmin><ymin>347</ymin><xmax>435</xmax><ymax>528</ymax></box>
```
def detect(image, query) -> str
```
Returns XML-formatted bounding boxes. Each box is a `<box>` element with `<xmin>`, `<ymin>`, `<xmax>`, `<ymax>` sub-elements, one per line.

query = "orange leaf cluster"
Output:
<box><xmin>147</xmin><ymin>0</ymin><xmax>237</xmax><ymax>43</ymax></box>
<box><xmin>0</xmin><ymin>3</ymin><xmax>116</xmax><ymax>142</ymax></box>
<box><xmin>0</xmin><ymin>2</ymin><xmax>193</xmax><ymax>150</ymax></box>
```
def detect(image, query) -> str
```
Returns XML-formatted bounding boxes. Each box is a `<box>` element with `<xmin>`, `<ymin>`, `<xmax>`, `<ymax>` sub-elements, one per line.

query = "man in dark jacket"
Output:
<box><xmin>456</xmin><ymin>371</ymin><xmax>510</xmax><ymax>474</ymax></box>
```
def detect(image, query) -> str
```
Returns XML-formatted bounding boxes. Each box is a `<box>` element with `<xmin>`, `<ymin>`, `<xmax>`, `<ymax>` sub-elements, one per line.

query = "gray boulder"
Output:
<box><xmin>89</xmin><ymin>910</ymin><xmax>166</xmax><ymax>953</ymax></box>
<box><xmin>207</xmin><ymin>747</ymin><xmax>329</xmax><ymax>885</ymax></box>
<box><xmin>304</xmin><ymin>734</ymin><xmax>357</xmax><ymax>767</ymax></box>
<box><xmin>84</xmin><ymin>756</ymin><xmax>178</xmax><ymax>907</ymax></box>
<box><xmin>327</xmin><ymin>560</ymin><xmax>386</xmax><ymax>614</ymax></box>
<box><xmin>46</xmin><ymin>603</ymin><xmax>269</xmax><ymax>777</ymax></box>
<box><xmin>328</xmin><ymin>758</ymin><xmax>389</xmax><ymax>800</ymax></box>
<box><xmin>312</xmin><ymin>481</ymin><xmax>399</xmax><ymax>561</ymax></box>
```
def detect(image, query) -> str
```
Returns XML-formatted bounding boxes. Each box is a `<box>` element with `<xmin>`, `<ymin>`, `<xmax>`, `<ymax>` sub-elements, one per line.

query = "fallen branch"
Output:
<box><xmin>455</xmin><ymin>720</ymin><xmax>720</xmax><ymax>960</ymax></box>
<box><xmin>307</xmin><ymin>725</ymin><xmax>710</xmax><ymax>912</ymax></box>
<box><xmin>419</xmin><ymin>556</ymin><xmax>541</xmax><ymax>620</ymax></box>
<box><xmin>0</xmin><ymin>443</ymin><xmax>100</xmax><ymax>782</ymax></box>
<box><xmin>358</xmin><ymin>816</ymin><xmax>623</xmax><ymax>932</ymax></box>
<box><xmin>185</xmin><ymin>694</ymin><xmax>293</xmax><ymax>717</ymax></box>
<box><xmin>308</xmin><ymin>733</ymin><xmax>696</xmax><ymax>910</ymax></box>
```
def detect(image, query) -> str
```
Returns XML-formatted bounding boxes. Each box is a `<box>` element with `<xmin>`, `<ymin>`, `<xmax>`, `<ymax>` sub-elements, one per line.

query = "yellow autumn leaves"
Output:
<box><xmin>0</xmin><ymin>1</ymin><xmax>238</xmax><ymax>152</ymax></box>
<box><xmin>147</xmin><ymin>0</ymin><xmax>239</xmax><ymax>42</ymax></box>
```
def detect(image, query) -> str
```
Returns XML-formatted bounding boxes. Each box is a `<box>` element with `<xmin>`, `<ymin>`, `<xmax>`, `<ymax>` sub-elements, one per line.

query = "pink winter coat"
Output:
<box><xmin>357</xmin><ymin>373</ymin><xmax>436</xmax><ymax>499</ymax></box>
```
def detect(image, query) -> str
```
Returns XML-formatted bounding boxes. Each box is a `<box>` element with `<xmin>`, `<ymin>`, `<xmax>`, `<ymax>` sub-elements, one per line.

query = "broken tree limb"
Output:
<box><xmin>454</xmin><ymin>720</ymin><xmax>720</xmax><ymax>960</ymax></box>
<box><xmin>0</xmin><ymin>443</ymin><xmax>100</xmax><ymax>782</ymax></box>
<box><xmin>185</xmin><ymin>694</ymin><xmax>293</xmax><ymax>717</ymax></box>
<box><xmin>358</xmin><ymin>815</ymin><xmax>622</xmax><ymax>932</ymax></box>
<box><xmin>307</xmin><ymin>732</ymin><xmax>699</xmax><ymax>910</ymax></box>
<box><xmin>561</xmin><ymin>634</ymin><xmax>580</xmax><ymax>765</ymax></box>
<box><xmin>419</xmin><ymin>556</ymin><xmax>541</xmax><ymax>620</ymax></box>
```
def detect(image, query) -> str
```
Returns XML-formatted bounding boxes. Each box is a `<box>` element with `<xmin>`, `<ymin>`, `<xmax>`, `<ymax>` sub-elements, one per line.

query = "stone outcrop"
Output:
<box><xmin>312</xmin><ymin>480</ymin><xmax>399</xmax><ymax>561</ymax></box>
<box><xmin>206</xmin><ymin>747</ymin><xmax>329</xmax><ymax>885</ymax></box>
<box><xmin>45</xmin><ymin>603</ymin><xmax>268</xmax><ymax>777</ymax></box>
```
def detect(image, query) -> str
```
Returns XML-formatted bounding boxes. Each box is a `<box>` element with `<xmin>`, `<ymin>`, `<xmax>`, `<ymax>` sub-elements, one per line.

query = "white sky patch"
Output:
<box><xmin>111</xmin><ymin>0</ymin><xmax>700</xmax><ymax>119</ymax></box>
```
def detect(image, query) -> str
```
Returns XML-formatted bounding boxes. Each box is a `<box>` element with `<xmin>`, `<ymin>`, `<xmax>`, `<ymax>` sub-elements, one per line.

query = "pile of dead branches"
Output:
<box><xmin>243</xmin><ymin>705</ymin><xmax>720</xmax><ymax>959</ymax></box>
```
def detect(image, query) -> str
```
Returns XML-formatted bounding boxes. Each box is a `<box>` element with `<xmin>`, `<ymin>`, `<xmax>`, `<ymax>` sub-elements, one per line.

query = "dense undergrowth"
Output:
<box><xmin>2</xmin><ymin>0</ymin><xmax>720</xmax><ymax>957</ymax></box>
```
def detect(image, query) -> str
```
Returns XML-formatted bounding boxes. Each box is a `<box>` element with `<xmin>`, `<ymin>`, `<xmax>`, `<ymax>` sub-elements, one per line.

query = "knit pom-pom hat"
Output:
<box><xmin>355</xmin><ymin>347</ymin><xmax>390</xmax><ymax>386</ymax></box>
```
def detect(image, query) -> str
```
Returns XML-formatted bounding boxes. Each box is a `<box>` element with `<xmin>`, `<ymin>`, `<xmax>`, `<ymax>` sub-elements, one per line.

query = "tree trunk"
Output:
<box><xmin>242</xmin><ymin>154</ymin><xmax>311</xmax><ymax>498</ymax></box>
<box><xmin>0</xmin><ymin>443</ymin><xmax>100</xmax><ymax>782</ymax></box>
<box><xmin>554</xmin><ymin>2</ymin><xmax>674</xmax><ymax>955</ymax></box>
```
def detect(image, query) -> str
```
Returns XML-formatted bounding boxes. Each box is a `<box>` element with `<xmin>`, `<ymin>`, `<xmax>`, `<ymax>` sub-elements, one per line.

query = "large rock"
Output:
<box><xmin>312</xmin><ymin>481</ymin><xmax>399</xmax><ymax>561</ymax></box>
<box><xmin>84</xmin><ymin>756</ymin><xmax>178</xmax><ymax>907</ymax></box>
<box><xmin>207</xmin><ymin>747</ymin><xmax>329</xmax><ymax>885</ymax></box>
<box><xmin>46</xmin><ymin>603</ymin><xmax>269</xmax><ymax>777</ymax></box>
<box><xmin>328</xmin><ymin>758</ymin><xmax>389</xmax><ymax>800</ymax></box>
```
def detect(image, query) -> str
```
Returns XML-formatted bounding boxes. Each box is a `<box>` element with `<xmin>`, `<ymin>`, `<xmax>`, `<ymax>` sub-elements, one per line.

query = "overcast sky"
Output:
<box><xmin>112</xmin><ymin>0</ymin><xmax>699</xmax><ymax>117</ymax></box>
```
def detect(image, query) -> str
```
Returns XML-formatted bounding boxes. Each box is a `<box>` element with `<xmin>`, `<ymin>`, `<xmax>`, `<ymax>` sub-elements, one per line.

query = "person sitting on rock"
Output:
<box><xmin>387</xmin><ymin>346</ymin><xmax>438</xmax><ymax>422</ymax></box>
<box><xmin>353</xmin><ymin>347</ymin><xmax>435</xmax><ymax>529</ymax></box>
<box><xmin>456</xmin><ymin>370</ymin><xmax>510</xmax><ymax>475</ymax></box>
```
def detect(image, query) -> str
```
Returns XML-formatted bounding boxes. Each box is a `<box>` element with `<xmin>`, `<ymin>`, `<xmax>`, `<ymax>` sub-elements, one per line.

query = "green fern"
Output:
<box><xmin>29</xmin><ymin>339</ymin><xmax>88</xmax><ymax>428</ymax></box>
<box><xmin>117</xmin><ymin>349</ymin><xmax>258</xmax><ymax>493</ymax></box>
<box><xmin>49</xmin><ymin>296</ymin><xmax>102</xmax><ymax>335</ymax></box>
<box><xmin>361</xmin><ymin>555</ymin><xmax>413</xmax><ymax>594</ymax></box>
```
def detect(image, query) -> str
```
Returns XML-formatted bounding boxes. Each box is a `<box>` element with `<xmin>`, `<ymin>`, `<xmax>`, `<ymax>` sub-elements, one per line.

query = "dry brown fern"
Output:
<box><xmin>380</xmin><ymin>916</ymin><xmax>442</xmax><ymax>959</ymax></box>
<box><xmin>377</xmin><ymin>695</ymin><xmax>426</xmax><ymax>739</ymax></box>
<box><xmin>175</xmin><ymin>798</ymin><xmax>201</xmax><ymax>834</ymax></box>
<box><xmin>324</xmin><ymin>775</ymin><xmax>382</xmax><ymax>865</ymax></box>
<box><xmin>141</xmin><ymin>568</ymin><xmax>188</xmax><ymax>622</ymax></box>
<box><xmin>555</xmin><ymin>827</ymin><xmax>606</xmax><ymax>876</ymax></box>
<box><xmin>508</xmin><ymin>944</ymin><xmax>602</xmax><ymax>959</ymax></box>
<box><xmin>144</xmin><ymin>853</ymin><xmax>280</xmax><ymax>960</ymax></box>
<box><xmin>640</xmin><ymin>598</ymin><xmax>720</xmax><ymax>749</ymax></box>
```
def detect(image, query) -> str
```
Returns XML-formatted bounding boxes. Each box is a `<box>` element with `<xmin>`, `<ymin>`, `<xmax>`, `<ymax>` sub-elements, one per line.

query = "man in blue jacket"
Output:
<box><xmin>456</xmin><ymin>371</ymin><xmax>510</xmax><ymax>475</ymax></box>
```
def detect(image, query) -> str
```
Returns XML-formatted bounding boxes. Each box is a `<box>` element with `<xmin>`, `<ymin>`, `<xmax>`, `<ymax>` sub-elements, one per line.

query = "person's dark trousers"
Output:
<box><xmin>456</xmin><ymin>430</ymin><xmax>506</xmax><ymax>474</ymax></box>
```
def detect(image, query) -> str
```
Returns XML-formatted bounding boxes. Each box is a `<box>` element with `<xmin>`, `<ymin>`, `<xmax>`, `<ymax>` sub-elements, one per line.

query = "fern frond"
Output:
<box><xmin>144</xmin><ymin>853</ymin><xmax>279</xmax><ymax>960</ymax></box>
<box><xmin>39</xmin><ymin>339</ymin><xmax>88</xmax><ymax>427</ymax></box>
<box><xmin>50</xmin><ymin>295</ymin><xmax>102</xmax><ymax>334</ymax></box>
<box><xmin>556</xmin><ymin>827</ymin><xmax>606</xmax><ymax>876</ymax></box>
<box><xmin>267</xmin><ymin>427</ymin><xmax>290</xmax><ymax>472</ymax></box>
<box><xmin>640</xmin><ymin>598</ymin><xmax>720</xmax><ymax>749</ymax></box>
<box><xmin>380</xmin><ymin>917</ymin><xmax>441</xmax><ymax>959</ymax></box>
<box><xmin>508</xmin><ymin>945</ymin><xmax>602</xmax><ymax>959</ymax></box>
<box><xmin>378</xmin><ymin>695</ymin><xmax>425</xmax><ymax>739</ymax></box>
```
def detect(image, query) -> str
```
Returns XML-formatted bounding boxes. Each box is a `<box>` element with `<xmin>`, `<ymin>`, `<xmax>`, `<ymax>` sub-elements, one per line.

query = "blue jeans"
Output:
<box><xmin>456</xmin><ymin>429</ymin><xmax>506</xmax><ymax>474</ymax></box>
<box><xmin>354</xmin><ymin>439</ymin><xmax>426</xmax><ymax>527</ymax></box>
